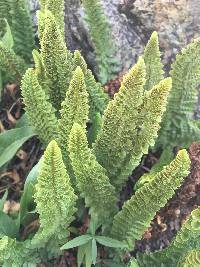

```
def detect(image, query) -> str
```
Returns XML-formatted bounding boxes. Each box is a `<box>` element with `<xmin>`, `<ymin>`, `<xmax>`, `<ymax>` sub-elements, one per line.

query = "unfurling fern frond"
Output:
<box><xmin>0</xmin><ymin>236</ymin><xmax>39</xmax><ymax>266</ymax></box>
<box><xmin>39</xmin><ymin>0</ymin><xmax>65</xmax><ymax>37</ymax></box>
<box><xmin>94</xmin><ymin>58</ymin><xmax>171</xmax><ymax>191</ymax></box>
<box><xmin>32</xmin><ymin>140</ymin><xmax>77</xmax><ymax>257</ymax></box>
<box><xmin>157</xmin><ymin>38</ymin><xmax>200</xmax><ymax>149</ymax></box>
<box><xmin>68</xmin><ymin>123</ymin><xmax>117</xmax><ymax>224</ymax></box>
<box><xmin>82</xmin><ymin>0</ymin><xmax>120</xmax><ymax>84</ymax></box>
<box><xmin>21</xmin><ymin>68</ymin><xmax>57</xmax><ymax>145</ymax></box>
<box><xmin>57</xmin><ymin>67</ymin><xmax>89</xmax><ymax>173</ymax></box>
<box><xmin>178</xmin><ymin>249</ymin><xmax>200</xmax><ymax>267</ymax></box>
<box><xmin>143</xmin><ymin>31</ymin><xmax>164</xmax><ymax>91</ymax></box>
<box><xmin>111</xmin><ymin>149</ymin><xmax>190</xmax><ymax>249</ymax></box>
<box><xmin>138</xmin><ymin>206</ymin><xmax>200</xmax><ymax>267</ymax></box>
<box><xmin>39</xmin><ymin>10</ymin><xmax>73</xmax><ymax>110</ymax></box>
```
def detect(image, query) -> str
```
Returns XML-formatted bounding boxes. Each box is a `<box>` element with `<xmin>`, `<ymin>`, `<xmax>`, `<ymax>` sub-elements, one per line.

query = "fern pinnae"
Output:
<box><xmin>68</xmin><ymin>123</ymin><xmax>117</xmax><ymax>224</ymax></box>
<box><xmin>157</xmin><ymin>38</ymin><xmax>200</xmax><ymax>148</ymax></box>
<box><xmin>21</xmin><ymin>68</ymin><xmax>57</xmax><ymax>145</ymax></box>
<box><xmin>111</xmin><ymin>149</ymin><xmax>190</xmax><ymax>249</ymax></box>
<box><xmin>32</xmin><ymin>140</ymin><xmax>77</xmax><ymax>255</ymax></box>
<box><xmin>0</xmin><ymin>43</ymin><xmax>27</xmax><ymax>83</ymax></box>
<box><xmin>177</xmin><ymin>249</ymin><xmax>200</xmax><ymax>267</ymax></box>
<box><xmin>82</xmin><ymin>0</ymin><xmax>120</xmax><ymax>84</ymax></box>
<box><xmin>93</xmin><ymin>57</ymin><xmax>146</xmax><ymax>188</ymax></box>
<box><xmin>143</xmin><ymin>31</ymin><xmax>164</xmax><ymax>91</ymax></box>
<box><xmin>0</xmin><ymin>236</ymin><xmax>39</xmax><ymax>266</ymax></box>
<box><xmin>73</xmin><ymin>50</ymin><xmax>110</xmax><ymax>115</ymax></box>
<box><xmin>39</xmin><ymin>10</ymin><xmax>73</xmax><ymax>110</ymax></box>
<box><xmin>39</xmin><ymin>0</ymin><xmax>65</xmax><ymax>38</ymax></box>
<box><xmin>138</xmin><ymin>206</ymin><xmax>200</xmax><ymax>267</ymax></box>
<box><xmin>9</xmin><ymin>0</ymin><xmax>35</xmax><ymax>63</ymax></box>
<box><xmin>57</xmin><ymin>67</ymin><xmax>89</xmax><ymax>174</ymax></box>
<box><xmin>116</xmin><ymin>77</ymin><xmax>172</xmax><ymax>189</ymax></box>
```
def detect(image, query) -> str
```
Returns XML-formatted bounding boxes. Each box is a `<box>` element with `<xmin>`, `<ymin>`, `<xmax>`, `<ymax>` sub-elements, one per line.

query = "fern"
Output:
<box><xmin>57</xmin><ymin>67</ymin><xmax>89</xmax><ymax>173</ymax></box>
<box><xmin>9</xmin><ymin>0</ymin><xmax>35</xmax><ymax>63</ymax></box>
<box><xmin>138</xmin><ymin>206</ymin><xmax>200</xmax><ymax>266</ymax></box>
<box><xmin>111</xmin><ymin>149</ymin><xmax>190</xmax><ymax>249</ymax></box>
<box><xmin>157</xmin><ymin>38</ymin><xmax>200</xmax><ymax>149</ymax></box>
<box><xmin>21</xmin><ymin>68</ymin><xmax>57</xmax><ymax>145</ymax></box>
<box><xmin>82</xmin><ymin>0</ymin><xmax>120</xmax><ymax>84</ymax></box>
<box><xmin>0</xmin><ymin>236</ymin><xmax>39</xmax><ymax>266</ymax></box>
<box><xmin>178</xmin><ymin>249</ymin><xmax>200</xmax><ymax>267</ymax></box>
<box><xmin>0</xmin><ymin>43</ymin><xmax>27</xmax><ymax>83</ymax></box>
<box><xmin>68</xmin><ymin>123</ymin><xmax>117</xmax><ymax>224</ymax></box>
<box><xmin>73</xmin><ymin>50</ymin><xmax>109</xmax><ymax>115</ymax></box>
<box><xmin>93</xmin><ymin>58</ymin><xmax>171</xmax><ymax>191</ymax></box>
<box><xmin>32</xmin><ymin>140</ymin><xmax>77</xmax><ymax>257</ymax></box>
<box><xmin>143</xmin><ymin>31</ymin><xmax>164</xmax><ymax>91</ymax></box>
<box><xmin>39</xmin><ymin>0</ymin><xmax>65</xmax><ymax>37</ymax></box>
<box><xmin>39</xmin><ymin>10</ymin><xmax>73</xmax><ymax>110</ymax></box>
<box><xmin>129</xmin><ymin>258</ymin><xmax>139</xmax><ymax>267</ymax></box>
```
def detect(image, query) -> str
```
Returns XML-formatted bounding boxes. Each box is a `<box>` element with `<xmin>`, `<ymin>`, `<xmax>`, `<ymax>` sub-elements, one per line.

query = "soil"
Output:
<box><xmin>1</xmin><ymin>78</ymin><xmax>200</xmax><ymax>266</ymax></box>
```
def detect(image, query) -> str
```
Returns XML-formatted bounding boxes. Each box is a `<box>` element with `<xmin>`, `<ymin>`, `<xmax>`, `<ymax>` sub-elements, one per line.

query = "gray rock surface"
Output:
<box><xmin>30</xmin><ymin>0</ymin><xmax>200</xmax><ymax>72</ymax></box>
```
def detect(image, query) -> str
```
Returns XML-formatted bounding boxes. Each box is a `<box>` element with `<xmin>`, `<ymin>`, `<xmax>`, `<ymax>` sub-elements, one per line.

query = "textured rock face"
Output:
<box><xmin>30</xmin><ymin>0</ymin><xmax>200</xmax><ymax>71</ymax></box>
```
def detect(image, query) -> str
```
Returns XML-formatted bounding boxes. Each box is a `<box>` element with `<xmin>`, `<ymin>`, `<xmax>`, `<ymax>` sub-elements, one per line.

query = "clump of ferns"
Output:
<box><xmin>1</xmin><ymin>0</ymin><xmax>200</xmax><ymax>266</ymax></box>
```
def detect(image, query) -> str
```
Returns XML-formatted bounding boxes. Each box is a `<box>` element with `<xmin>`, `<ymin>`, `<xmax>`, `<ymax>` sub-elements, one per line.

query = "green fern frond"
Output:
<box><xmin>32</xmin><ymin>49</ymin><xmax>50</xmax><ymax>96</ymax></box>
<box><xmin>39</xmin><ymin>0</ymin><xmax>65</xmax><ymax>37</ymax></box>
<box><xmin>0</xmin><ymin>2</ymin><xmax>10</xmax><ymax>34</ymax></box>
<box><xmin>0</xmin><ymin>236</ymin><xmax>39</xmax><ymax>266</ymax></box>
<box><xmin>157</xmin><ymin>38</ymin><xmax>200</xmax><ymax>149</ymax></box>
<box><xmin>178</xmin><ymin>249</ymin><xmax>200</xmax><ymax>267</ymax></box>
<box><xmin>111</xmin><ymin>149</ymin><xmax>190</xmax><ymax>249</ymax></box>
<box><xmin>138</xmin><ymin>206</ymin><xmax>200</xmax><ymax>267</ymax></box>
<box><xmin>94</xmin><ymin>58</ymin><xmax>171</xmax><ymax>191</ymax></box>
<box><xmin>93</xmin><ymin>58</ymin><xmax>146</xmax><ymax>186</ymax></box>
<box><xmin>21</xmin><ymin>68</ymin><xmax>57</xmax><ymax>145</ymax></box>
<box><xmin>73</xmin><ymin>50</ymin><xmax>110</xmax><ymax>115</ymax></box>
<box><xmin>128</xmin><ymin>258</ymin><xmax>139</xmax><ymax>267</ymax></box>
<box><xmin>82</xmin><ymin>0</ymin><xmax>120</xmax><ymax>84</ymax></box>
<box><xmin>116</xmin><ymin>78</ymin><xmax>172</xmax><ymax>189</ymax></box>
<box><xmin>135</xmin><ymin>148</ymin><xmax>174</xmax><ymax>190</ymax></box>
<box><xmin>143</xmin><ymin>31</ymin><xmax>164</xmax><ymax>91</ymax></box>
<box><xmin>68</xmin><ymin>123</ymin><xmax>117</xmax><ymax>224</ymax></box>
<box><xmin>32</xmin><ymin>140</ymin><xmax>77</xmax><ymax>256</ymax></box>
<box><xmin>9</xmin><ymin>0</ymin><xmax>35</xmax><ymax>63</ymax></box>
<box><xmin>0</xmin><ymin>43</ymin><xmax>27</xmax><ymax>83</ymax></box>
<box><xmin>39</xmin><ymin>10</ymin><xmax>73</xmax><ymax>110</ymax></box>
<box><xmin>57</xmin><ymin>67</ymin><xmax>89</xmax><ymax>173</ymax></box>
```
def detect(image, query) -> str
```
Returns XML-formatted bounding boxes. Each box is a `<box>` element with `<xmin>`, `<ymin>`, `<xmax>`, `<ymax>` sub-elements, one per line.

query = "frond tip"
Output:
<box><xmin>68</xmin><ymin>123</ymin><xmax>117</xmax><ymax>224</ymax></box>
<box><xmin>21</xmin><ymin>68</ymin><xmax>57</xmax><ymax>145</ymax></box>
<box><xmin>32</xmin><ymin>140</ymin><xmax>77</xmax><ymax>255</ymax></box>
<box><xmin>111</xmin><ymin>149</ymin><xmax>190</xmax><ymax>249</ymax></box>
<box><xmin>143</xmin><ymin>31</ymin><xmax>164</xmax><ymax>91</ymax></box>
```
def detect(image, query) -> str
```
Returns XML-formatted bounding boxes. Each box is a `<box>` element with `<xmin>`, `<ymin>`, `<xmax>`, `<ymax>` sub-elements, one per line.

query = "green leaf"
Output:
<box><xmin>0</xmin><ymin>126</ymin><xmax>36</xmax><ymax>168</ymax></box>
<box><xmin>61</xmin><ymin>235</ymin><xmax>93</xmax><ymax>250</ymax></box>
<box><xmin>19</xmin><ymin>159</ymin><xmax>42</xmax><ymax>225</ymax></box>
<box><xmin>95</xmin><ymin>236</ymin><xmax>127</xmax><ymax>249</ymax></box>
<box><xmin>0</xmin><ymin>211</ymin><xmax>19</xmax><ymax>238</ymax></box>
<box><xmin>78</xmin><ymin>244</ymin><xmax>87</xmax><ymax>267</ymax></box>
<box><xmin>85</xmin><ymin>240</ymin><xmax>93</xmax><ymax>267</ymax></box>
<box><xmin>0</xmin><ymin>190</ymin><xmax>8</xmax><ymax>211</ymax></box>
<box><xmin>1</xmin><ymin>19</ymin><xmax>14</xmax><ymax>49</ymax></box>
<box><xmin>92</xmin><ymin>238</ymin><xmax>97</xmax><ymax>265</ymax></box>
